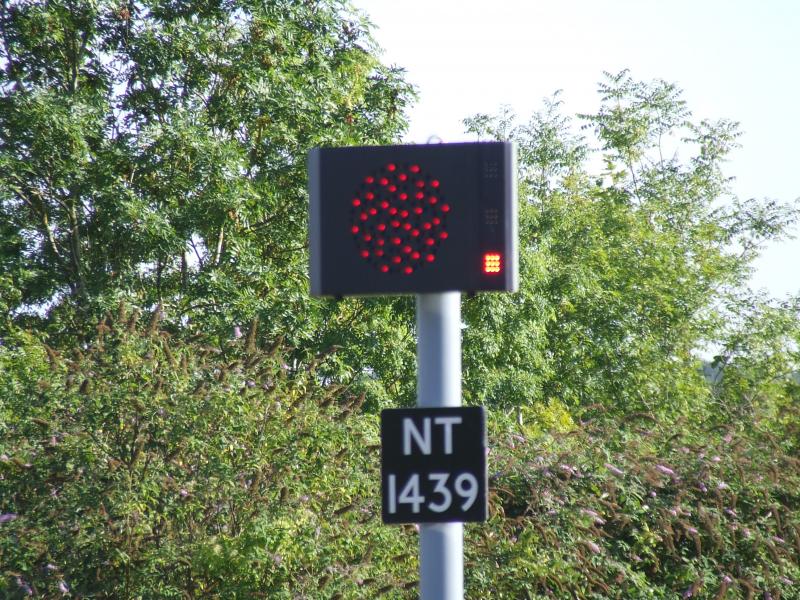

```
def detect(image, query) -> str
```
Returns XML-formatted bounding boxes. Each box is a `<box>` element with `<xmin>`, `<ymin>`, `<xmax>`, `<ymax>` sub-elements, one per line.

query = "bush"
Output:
<box><xmin>0</xmin><ymin>310</ymin><xmax>416</xmax><ymax>598</ymax></box>
<box><xmin>476</xmin><ymin>409</ymin><xmax>800</xmax><ymax>599</ymax></box>
<box><xmin>2</xmin><ymin>309</ymin><xmax>798</xmax><ymax>598</ymax></box>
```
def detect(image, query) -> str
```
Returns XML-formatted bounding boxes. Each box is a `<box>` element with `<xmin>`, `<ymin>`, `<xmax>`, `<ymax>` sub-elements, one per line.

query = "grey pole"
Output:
<box><xmin>416</xmin><ymin>292</ymin><xmax>463</xmax><ymax>600</ymax></box>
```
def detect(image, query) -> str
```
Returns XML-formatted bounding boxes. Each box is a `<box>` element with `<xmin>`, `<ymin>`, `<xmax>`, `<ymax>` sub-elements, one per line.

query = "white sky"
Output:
<box><xmin>354</xmin><ymin>0</ymin><xmax>800</xmax><ymax>298</ymax></box>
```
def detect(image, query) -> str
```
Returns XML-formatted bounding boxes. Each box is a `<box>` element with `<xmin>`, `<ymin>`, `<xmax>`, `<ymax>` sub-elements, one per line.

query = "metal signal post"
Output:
<box><xmin>417</xmin><ymin>292</ymin><xmax>463</xmax><ymax>599</ymax></box>
<box><xmin>308</xmin><ymin>141</ymin><xmax>516</xmax><ymax>600</ymax></box>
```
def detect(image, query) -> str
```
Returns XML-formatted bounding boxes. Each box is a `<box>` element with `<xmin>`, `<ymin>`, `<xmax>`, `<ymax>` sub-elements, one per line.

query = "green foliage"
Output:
<box><xmin>0</xmin><ymin>310</ymin><xmax>419</xmax><ymax>598</ymax></box>
<box><xmin>710</xmin><ymin>294</ymin><xmax>800</xmax><ymax>433</ymax></box>
<box><xmin>0</xmin><ymin>0</ymin><xmax>414</xmax><ymax>340</ymax></box>
<box><xmin>2</xmin><ymin>1</ymin><xmax>799</xmax><ymax>594</ymax></box>
<box><xmin>461</xmin><ymin>72</ymin><xmax>799</xmax><ymax>413</ymax></box>
<box><xmin>473</xmin><ymin>409</ymin><xmax>800</xmax><ymax>599</ymax></box>
<box><xmin>2</xmin><ymin>321</ymin><xmax>797</xmax><ymax>597</ymax></box>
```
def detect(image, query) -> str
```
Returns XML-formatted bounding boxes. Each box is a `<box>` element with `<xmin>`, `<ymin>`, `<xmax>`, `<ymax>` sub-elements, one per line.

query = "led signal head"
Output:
<box><xmin>308</xmin><ymin>142</ymin><xmax>518</xmax><ymax>296</ymax></box>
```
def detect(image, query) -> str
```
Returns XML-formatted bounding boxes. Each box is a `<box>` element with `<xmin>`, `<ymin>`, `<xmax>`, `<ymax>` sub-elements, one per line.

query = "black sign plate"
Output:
<box><xmin>381</xmin><ymin>407</ymin><xmax>487</xmax><ymax>524</ymax></box>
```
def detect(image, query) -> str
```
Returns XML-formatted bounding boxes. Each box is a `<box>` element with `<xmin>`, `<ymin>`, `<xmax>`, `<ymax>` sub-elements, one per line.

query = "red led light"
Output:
<box><xmin>352</xmin><ymin>163</ymin><xmax>450</xmax><ymax>275</ymax></box>
<box><xmin>483</xmin><ymin>252</ymin><xmax>502</xmax><ymax>274</ymax></box>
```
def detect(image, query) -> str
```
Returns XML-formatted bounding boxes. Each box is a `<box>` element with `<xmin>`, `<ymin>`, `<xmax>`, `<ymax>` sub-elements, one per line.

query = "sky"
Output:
<box><xmin>353</xmin><ymin>0</ymin><xmax>800</xmax><ymax>298</ymax></box>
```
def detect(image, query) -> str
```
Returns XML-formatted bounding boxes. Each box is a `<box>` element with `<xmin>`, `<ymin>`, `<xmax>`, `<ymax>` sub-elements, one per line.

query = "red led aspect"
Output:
<box><xmin>350</xmin><ymin>161</ymin><xmax>451</xmax><ymax>275</ymax></box>
<box><xmin>483</xmin><ymin>252</ymin><xmax>502</xmax><ymax>274</ymax></box>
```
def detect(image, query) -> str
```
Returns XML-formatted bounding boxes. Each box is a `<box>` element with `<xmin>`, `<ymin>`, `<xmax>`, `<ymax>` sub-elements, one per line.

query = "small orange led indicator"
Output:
<box><xmin>483</xmin><ymin>252</ymin><xmax>502</xmax><ymax>274</ymax></box>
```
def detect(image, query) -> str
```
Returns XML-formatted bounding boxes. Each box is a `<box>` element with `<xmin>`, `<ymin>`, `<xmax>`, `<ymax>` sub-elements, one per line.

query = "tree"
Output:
<box><xmin>459</xmin><ymin>72</ymin><xmax>798</xmax><ymax>415</ymax></box>
<box><xmin>0</xmin><ymin>0</ymin><xmax>414</xmax><ymax>341</ymax></box>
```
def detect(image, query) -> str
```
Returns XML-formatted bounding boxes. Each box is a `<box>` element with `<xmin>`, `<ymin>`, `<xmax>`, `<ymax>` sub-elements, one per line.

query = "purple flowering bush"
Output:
<box><xmin>472</xmin><ymin>408</ymin><xmax>800</xmax><ymax>598</ymax></box>
<box><xmin>2</xmin><ymin>310</ymin><xmax>798</xmax><ymax>598</ymax></box>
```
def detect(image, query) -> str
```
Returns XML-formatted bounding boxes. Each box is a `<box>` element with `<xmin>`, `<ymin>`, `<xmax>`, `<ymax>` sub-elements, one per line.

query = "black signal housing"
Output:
<box><xmin>308</xmin><ymin>142</ymin><xmax>517</xmax><ymax>297</ymax></box>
